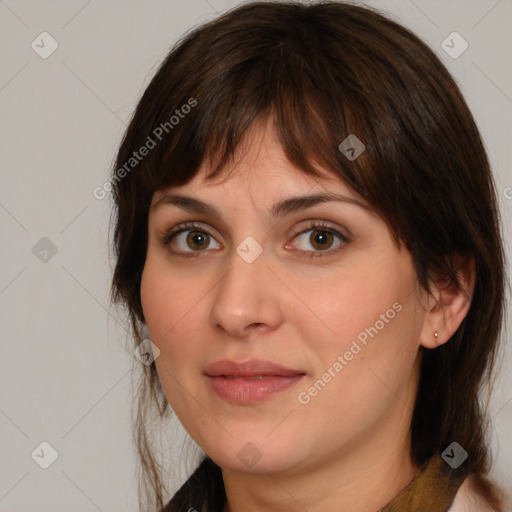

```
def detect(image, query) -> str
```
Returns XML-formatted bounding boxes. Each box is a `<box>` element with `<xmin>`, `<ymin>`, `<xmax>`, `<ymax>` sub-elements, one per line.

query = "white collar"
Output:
<box><xmin>448</xmin><ymin>477</ymin><xmax>498</xmax><ymax>512</ymax></box>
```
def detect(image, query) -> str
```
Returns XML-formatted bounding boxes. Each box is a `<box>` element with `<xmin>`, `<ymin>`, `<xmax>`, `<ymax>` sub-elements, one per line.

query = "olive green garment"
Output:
<box><xmin>378</xmin><ymin>455</ymin><xmax>467</xmax><ymax>512</ymax></box>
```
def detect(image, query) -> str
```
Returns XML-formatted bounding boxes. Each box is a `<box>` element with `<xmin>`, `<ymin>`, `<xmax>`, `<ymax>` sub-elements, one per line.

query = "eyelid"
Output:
<box><xmin>160</xmin><ymin>219</ymin><xmax>350</xmax><ymax>256</ymax></box>
<box><xmin>288</xmin><ymin>219</ymin><xmax>348</xmax><ymax>240</ymax></box>
<box><xmin>159</xmin><ymin>221</ymin><xmax>221</xmax><ymax>247</ymax></box>
<box><xmin>285</xmin><ymin>220</ymin><xmax>349</xmax><ymax>256</ymax></box>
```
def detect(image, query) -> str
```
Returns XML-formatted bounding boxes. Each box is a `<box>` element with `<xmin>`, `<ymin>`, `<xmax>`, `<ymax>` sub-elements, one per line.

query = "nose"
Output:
<box><xmin>208</xmin><ymin>246</ymin><xmax>284</xmax><ymax>338</ymax></box>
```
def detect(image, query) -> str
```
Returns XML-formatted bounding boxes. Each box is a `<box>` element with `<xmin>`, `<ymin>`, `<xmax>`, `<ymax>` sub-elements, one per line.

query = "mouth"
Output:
<box><xmin>204</xmin><ymin>359</ymin><xmax>306</xmax><ymax>403</ymax></box>
<box><xmin>204</xmin><ymin>358</ymin><xmax>305</xmax><ymax>377</ymax></box>
<box><xmin>222</xmin><ymin>375</ymin><xmax>274</xmax><ymax>380</ymax></box>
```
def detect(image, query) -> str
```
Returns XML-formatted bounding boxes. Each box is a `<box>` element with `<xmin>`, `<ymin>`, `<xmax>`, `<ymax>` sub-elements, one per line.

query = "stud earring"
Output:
<box><xmin>434</xmin><ymin>331</ymin><xmax>438</xmax><ymax>339</ymax></box>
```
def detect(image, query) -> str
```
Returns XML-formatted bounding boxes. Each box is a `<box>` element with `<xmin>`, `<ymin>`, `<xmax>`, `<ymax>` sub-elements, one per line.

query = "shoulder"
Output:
<box><xmin>448</xmin><ymin>476</ymin><xmax>499</xmax><ymax>512</ymax></box>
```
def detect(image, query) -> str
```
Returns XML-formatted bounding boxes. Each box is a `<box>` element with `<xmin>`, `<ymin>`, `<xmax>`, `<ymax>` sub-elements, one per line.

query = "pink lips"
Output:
<box><xmin>204</xmin><ymin>359</ymin><xmax>306</xmax><ymax>403</ymax></box>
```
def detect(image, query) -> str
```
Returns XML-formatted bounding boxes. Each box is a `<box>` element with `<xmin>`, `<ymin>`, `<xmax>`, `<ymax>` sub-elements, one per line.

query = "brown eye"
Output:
<box><xmin>163</xmin><ymin>222</ymin><xmax>221</xmax><ymax>254</ymax></box>
<box><xmin>309</xmin><ymin>230</ymin><xmax>335</xmax><ymax>251</ymax></box>
<box><xmin>290</xmin><ymin>223</ymin><xmax>347</xmax><ymax>255</ymax></box>
<box><xmin>186</xmin><ymin>230</ymin><xmax>210</xmax><ymax>250</ymax></box>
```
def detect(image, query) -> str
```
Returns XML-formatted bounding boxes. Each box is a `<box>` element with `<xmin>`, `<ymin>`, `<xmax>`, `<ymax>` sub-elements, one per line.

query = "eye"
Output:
<box><xmin>161</xmin><ymin>222</ymin><xmax>221</xmax><ymax>254</ymax></box>
<box><xmin>161</xmin><ymin>220</ymin><xmax>349</xmax><ymax>258</ymax></box>
<box><xmin>286</xmin><ymin>221</ymin><xmax>348</xmax><ymax>257</ymax></box>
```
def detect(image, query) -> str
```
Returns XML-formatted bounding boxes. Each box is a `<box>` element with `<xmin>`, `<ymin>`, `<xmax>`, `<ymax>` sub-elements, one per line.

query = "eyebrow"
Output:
<box><xmin>150</xmin><ymin>192</ymin><xmax>369</xmax><ymax>219</ymax></box>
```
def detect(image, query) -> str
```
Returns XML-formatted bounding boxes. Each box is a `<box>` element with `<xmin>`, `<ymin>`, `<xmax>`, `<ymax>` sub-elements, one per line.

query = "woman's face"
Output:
<box><xmin>140</xmin><ymin>121</ymin><xmax>429</xmax><ymax>476</ymax></box>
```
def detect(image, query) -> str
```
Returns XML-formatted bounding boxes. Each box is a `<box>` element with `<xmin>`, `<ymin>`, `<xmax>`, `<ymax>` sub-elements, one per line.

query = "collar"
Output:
<box><xmin>377</xmin><ymin>455</ymin><xmax>467</xmax><ymax>512</ymax></box>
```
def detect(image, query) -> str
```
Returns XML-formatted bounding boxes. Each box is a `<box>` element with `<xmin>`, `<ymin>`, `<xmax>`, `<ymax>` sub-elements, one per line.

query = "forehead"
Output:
<box><xmin>153</xmin><ymin>119</ymin><xmax>351</xmax><ymax>203</ymax></box>
<box><xmin>150</xmin><ymin>136</ymin><xmax>371</xmax><ymax>222</ymax></box>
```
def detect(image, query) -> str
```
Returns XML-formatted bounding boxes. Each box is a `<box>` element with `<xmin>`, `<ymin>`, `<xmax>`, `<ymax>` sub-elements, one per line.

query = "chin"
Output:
<box><xmin>200</xmin><ymin>433</ymin><xmax>307</xmax><ymax>475</ymax></box>
<box><xmin>212</xmin><ymin>451</ymin><xmax>299</xmax><ymax>475</ymax></box>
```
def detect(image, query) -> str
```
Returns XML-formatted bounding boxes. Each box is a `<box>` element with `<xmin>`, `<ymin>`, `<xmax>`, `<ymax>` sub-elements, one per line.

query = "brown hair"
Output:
<box><xmin>109</xmin><ymin>2</ymin><xmax>507</xmax><ymax>511</ymax></box>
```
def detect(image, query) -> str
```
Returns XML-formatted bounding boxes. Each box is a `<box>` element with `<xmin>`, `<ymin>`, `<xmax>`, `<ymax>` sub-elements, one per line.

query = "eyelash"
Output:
<box><xmin>160</xmin><ymin>220</ymin><xmax>349</xmax><ymax>259</ymax></box>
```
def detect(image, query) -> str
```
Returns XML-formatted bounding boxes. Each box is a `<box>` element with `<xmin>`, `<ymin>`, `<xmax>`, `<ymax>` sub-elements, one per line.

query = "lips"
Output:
<box><xmin>204</xmin><ymin>359</ymin><xmax>305</xmax><ymax>378</ymax></box>
<box><xmin>204</xmin><ymin>359</ymin><xmax>306</xmax><ymax>403</ymax></box>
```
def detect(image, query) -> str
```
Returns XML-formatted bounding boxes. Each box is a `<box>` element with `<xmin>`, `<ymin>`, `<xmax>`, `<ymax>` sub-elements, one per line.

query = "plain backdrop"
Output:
<box><xmin>1</xmin><ymin>1</ymin><xmax>511</xmax><ymax>511</ymax></box>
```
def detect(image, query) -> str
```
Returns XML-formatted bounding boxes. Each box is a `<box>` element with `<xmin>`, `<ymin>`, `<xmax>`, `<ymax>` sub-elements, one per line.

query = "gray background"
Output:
<box><xmin>1</xmin><ymin>1</ymin><xmax>511</xmax><ymax>511</ymax></box>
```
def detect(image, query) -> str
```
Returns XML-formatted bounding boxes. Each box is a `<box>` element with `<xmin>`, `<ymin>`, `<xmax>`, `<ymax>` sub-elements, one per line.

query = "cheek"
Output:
<box><xmin>140</xmin><ymin>256</ymin><xmax>210</xmax><ymax>373</ymax></box>
<box><xmin>141</xmin><ymin>258</ymin><xmax>181</xmax><ymax>354</ymax></box>
<box><xmin>302</xmin><ymin>261</ymin><xmax>413</xmax><ymax>350</ymax></box>
<box><xmin>297</xmin><ymin>249</ymin><xmax>422</xmax><ymax>394</ymax></box>
<box><xmin>140</xmin><ymin>260</ymin><xmax>205</xmax><ymax>421</ymax></box>
<box><xmin>141</xmin><ymin>252</ymin><xmax>194</xmax><ymax>335</ymax></box>
<box><xmin>140</xmin><ymin>264</ymin><xmax>170</xmax><ymax>341</ymax></box>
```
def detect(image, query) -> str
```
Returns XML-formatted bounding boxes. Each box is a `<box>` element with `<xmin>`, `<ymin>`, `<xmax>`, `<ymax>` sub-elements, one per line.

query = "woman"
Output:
<box><xmin>110</xmin><ymin>2</ymin><xmax>509</xmax><ymax>511</ymax></box>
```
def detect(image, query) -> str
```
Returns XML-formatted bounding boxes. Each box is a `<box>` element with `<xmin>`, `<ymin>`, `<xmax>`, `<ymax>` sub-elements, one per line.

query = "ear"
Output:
<box><xmin>419</xmin><ymin>255</ymin><xmax>476</xmax><ymax>349</ymax></box>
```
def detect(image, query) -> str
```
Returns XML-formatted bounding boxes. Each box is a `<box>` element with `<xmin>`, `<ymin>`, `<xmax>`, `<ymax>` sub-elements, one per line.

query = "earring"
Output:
<box><xmin>434</xmin><ymin>331</ymin><xmax>438</xmax><ymax>339</ymax></box>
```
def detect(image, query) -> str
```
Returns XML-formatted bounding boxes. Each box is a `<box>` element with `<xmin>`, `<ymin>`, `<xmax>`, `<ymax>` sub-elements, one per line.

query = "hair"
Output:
<box><xmin>109</xmin><ymin>1</ymin><xmax>508</xmax><ymax>511</ymax></box>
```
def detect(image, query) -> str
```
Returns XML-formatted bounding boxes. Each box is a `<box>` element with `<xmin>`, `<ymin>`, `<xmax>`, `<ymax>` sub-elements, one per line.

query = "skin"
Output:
<box><xmin>140</xmin><ymin>118</ymin><xmax>475</xmax><ymax>512</ymax></box>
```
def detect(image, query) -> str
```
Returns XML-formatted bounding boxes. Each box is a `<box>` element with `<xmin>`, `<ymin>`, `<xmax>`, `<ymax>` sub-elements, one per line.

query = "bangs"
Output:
<box><xmin>113</xmin><ymin>0</ymin><xmax>480</xmax><ymax>288</ymax></box>
<box><xmin>136</xmin><ymin>7</ymin><xmax>384</xmax><ymax>208</ymax></box>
